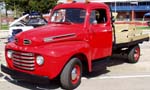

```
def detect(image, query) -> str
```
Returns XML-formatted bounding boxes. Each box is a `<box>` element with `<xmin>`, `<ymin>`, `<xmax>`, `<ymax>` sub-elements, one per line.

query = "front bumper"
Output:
<box><xmin>1</xmin><ymin>64</ymin><xmax>50</xmax><ymax>84</ymax></box>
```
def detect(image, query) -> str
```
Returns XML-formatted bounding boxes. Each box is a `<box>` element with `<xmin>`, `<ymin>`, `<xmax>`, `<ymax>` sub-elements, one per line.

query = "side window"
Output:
<box><xmin>90</xmin><ymin>9</ymin><xmax>107</xmax><ymax>24</ymax></box>
<box><xmin>90</xmin><ymin>10</ymin><xmax>97</xmax><ymax>24</ymax></box>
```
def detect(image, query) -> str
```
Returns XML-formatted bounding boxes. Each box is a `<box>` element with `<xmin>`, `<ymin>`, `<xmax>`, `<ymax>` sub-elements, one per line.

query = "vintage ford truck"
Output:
<box><xmin>1</xmin><ymin>2</ymin><xmax>149</xmax><ymax>90</ymax></box>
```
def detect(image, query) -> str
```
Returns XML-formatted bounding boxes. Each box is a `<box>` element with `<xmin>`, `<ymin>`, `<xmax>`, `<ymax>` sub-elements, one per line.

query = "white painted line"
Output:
<box><xmin>98</xmin><ymin>75</ymin><xmax>150</xmax><ymax>79</ymax></box>
<box><xmin>82</xmin><ymin>75</ymin><xmax>150</xmax><ymax>80</ymax></box>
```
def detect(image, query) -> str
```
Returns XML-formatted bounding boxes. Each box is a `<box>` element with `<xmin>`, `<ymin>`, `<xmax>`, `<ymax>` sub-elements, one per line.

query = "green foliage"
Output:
<box><xmin>4</xmin><ymin>0</ymin><xmax>58</xmax><ymax>13</ymax></box>
<box><xmin>1</xmin><ymin>24</ymin><xmax>8</xmax><ymax>30</ymax></box>
<box><xmin>136</xmin><ymin>26</ymin><xmax>150</xmax><ymax>30</ymax></box>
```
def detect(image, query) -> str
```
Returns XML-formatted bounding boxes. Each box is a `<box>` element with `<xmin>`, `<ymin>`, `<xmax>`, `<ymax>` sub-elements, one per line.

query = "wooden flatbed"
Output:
<box><xmin>113</xmin><ymin>23</ymin><xmax>149</xmax><ymax>50</ymax></box>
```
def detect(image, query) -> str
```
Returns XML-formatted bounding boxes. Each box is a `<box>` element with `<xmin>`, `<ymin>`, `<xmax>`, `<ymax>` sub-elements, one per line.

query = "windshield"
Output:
<box><xmin>50</xmin><ymin>8</ymin><xmax>86</xmax><ymax>24</ymax></box>
<box><xmin>27</xmin><ymin>18</ymin><xmax>47</xmax><ymax>25</ymax></box>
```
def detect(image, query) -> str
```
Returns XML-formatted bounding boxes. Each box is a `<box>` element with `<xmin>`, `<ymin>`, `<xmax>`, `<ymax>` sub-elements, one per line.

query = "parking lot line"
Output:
<box><xmin>94</xmin><ymin>75</ymin><xmax>150</xmax><ymax>80</ymax></box>
<box><xmin>82</xmin><ymin>74</ymin><xmax>150</xmax><ymax>80</ymax></box>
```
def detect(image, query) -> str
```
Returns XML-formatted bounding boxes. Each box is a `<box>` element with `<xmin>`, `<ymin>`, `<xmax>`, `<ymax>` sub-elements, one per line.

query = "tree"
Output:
<box><xmin>28</xmin><ymin>0</ymin><xmax>57</xmax><ymax>13</ymax></box>
<box><xmin>4</xmin><ymin>0</ymin><xmax>58</xmax><ymax>14</ymax></box>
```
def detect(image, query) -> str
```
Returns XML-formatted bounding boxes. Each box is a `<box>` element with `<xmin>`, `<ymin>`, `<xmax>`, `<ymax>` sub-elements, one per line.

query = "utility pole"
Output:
<box><xmin>115</xmin><ymin>0</ymin><xmax>116</xmax><ymax>13</ymax></box>
<box><xmin>0</xmin><ymin>3</ymin><xmax>2</xmax><ymax>30</ymax></box>
<box><xmin>14</xmin><ymin>1</ymin><xmax>16</xmax><ymax>18</ymax></box>
<box><xmin>4</xmin><ymin>2</ymin><xmax>8</xmax><ymax>25</ymax></box>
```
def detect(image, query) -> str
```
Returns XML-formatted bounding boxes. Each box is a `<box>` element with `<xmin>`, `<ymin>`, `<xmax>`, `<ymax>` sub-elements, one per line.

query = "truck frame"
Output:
<box><xmin>1</xmin><ymin>2</ymin><xmax>149</xmax><ymax>90</ymax></box>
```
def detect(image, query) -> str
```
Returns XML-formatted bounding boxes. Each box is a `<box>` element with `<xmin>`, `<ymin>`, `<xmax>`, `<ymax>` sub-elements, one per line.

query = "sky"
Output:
<box><xmin>0</xmin><ymin>2</ymin><xmax>13</xmax><ymax>14</ymax></box>
<box><xmin>0</xmin><ymin>2</ymin><xmax>5</xmax><ymax>14</ymax></box>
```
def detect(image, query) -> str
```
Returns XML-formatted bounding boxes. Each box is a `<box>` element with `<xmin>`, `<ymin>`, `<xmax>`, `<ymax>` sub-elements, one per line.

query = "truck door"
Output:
<box><xmin>89</xmin><ymin>8</ymin><xmax>112</xmax><ymax>60</ymax></box>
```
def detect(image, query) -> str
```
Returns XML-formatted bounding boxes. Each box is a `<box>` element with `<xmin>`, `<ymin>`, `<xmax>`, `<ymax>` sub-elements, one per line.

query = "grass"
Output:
<box><xmin>136</xmin><ymin>26</ymin><xmax>150</xmax><ymax>30</ymax></box>
<box><xmin>0</xmin><ymin>24</ymin><xmax>9</xmax><ymax>30</ymax></box>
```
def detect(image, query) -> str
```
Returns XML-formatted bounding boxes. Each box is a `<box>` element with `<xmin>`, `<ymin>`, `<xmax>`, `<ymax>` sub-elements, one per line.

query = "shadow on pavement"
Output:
<box><xmin>0</xmin><ymin>72</ymin><xmax>4</xmax><ymax>77</ymax></box>
<box><xmin>4</xmin><ymin>76</ymin><xmax>61</xmax><ymax>90</ymax></box>
<box><xmin>83</xmin><ymin>54</ymin><xmax>128</xmax><ymax>79</ymax></box>
<box><xmin>108</xmin><ymin>54</ymin><xmax>128</xmax><ymax>66</ymax></box>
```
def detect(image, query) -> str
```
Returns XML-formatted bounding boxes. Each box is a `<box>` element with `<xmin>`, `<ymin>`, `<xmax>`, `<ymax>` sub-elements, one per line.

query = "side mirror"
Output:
<box><xmin>111</xmin><ymin>16</ymin><xmax>115</xmax><ymax>23</ymax></box>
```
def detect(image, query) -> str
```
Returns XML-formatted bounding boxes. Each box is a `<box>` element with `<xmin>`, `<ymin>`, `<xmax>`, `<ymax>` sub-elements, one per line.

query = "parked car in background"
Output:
<box><xmin>8</xmin><ymin>12</ymin><xmax>48</xmax><ymax>42</ymax></box>
<box><xmin>143</xmin><ymin>12</ymin><xmax>150</xmax><ymax>26</ymax></box>
<box><xmin>26</xmin><ymin>12</ymin><xmax>48</xmax><ymax>27</ymax></box>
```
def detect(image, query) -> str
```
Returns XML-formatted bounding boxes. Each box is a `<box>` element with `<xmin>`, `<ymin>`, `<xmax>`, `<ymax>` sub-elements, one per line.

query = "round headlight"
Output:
<box><xmin>36</xmin><ymin>56</ymin><xmax>44</xmax><ymax>66</ymax></box>
<box><xmin>7</xmin><ymin>50</ymin><xmax>13</xmax><ymax>59</ymax></box>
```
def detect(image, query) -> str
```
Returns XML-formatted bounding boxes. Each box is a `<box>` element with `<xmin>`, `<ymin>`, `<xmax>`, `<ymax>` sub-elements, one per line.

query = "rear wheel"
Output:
<box><xmin>60</xmin><ymin>58</ymin><xmax>82</xmax><ymax>90</ymax></box>
<box><xmin>128</xmin><ymin>45</ymin><xmax>140</xmax><ymax>63</ymax></box>
<box><xmin>147</xmin><ymin>22</ymin><xmax>150</xmax><ymax>26</ymax></box>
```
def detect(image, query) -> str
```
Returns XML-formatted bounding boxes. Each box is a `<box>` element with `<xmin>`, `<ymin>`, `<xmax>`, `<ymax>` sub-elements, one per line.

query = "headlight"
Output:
<box><xmin>36</xmin><ymin>56</ymin><xmax>44</xmax><ymax>66</ymax></box>
<box><xmin>7</xmin><ymin>50</ymin><xmax>13</xmax><ymax>59</ymax></box>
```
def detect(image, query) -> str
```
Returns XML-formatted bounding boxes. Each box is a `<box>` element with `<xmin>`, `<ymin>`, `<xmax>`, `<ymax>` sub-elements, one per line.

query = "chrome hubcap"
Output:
<box><xmin>71</xmin><ymin>67</ymin><xmax>77</xmax><ymax>81</ymax></box>
<box><xmin>134</xmin><ymin>48</ymin><xmax>140</xmax><ymax>61</ymax></box>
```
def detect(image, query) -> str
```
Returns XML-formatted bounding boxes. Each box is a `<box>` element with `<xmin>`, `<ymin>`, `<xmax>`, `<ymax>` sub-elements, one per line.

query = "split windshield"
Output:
<box><xmin>50</xmin><ymin>8</ymin><xmax>86</xmax><ymax>24</ymax></box>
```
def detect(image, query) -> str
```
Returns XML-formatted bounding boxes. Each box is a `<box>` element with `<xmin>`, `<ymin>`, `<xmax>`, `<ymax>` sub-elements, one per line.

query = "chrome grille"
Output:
<box><xmin>12</xmin><ymin>51</ymin><xmax>35</xmax><ymax>71</ymax></box>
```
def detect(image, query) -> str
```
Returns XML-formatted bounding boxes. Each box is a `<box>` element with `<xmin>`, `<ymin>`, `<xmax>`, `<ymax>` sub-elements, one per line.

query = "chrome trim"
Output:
<box><xmin>12</xmin><ymin>54</ymin><xmax>34</xmax><ymax>60</ymax></box>
<box><xmin>44</xmin><ymin>33</ymin><xmax>76</xmax><ymax>42</ymax></box>
<box><xmin>14</xmin><ymin>65</ymin><xmax>35</xmax><ymax>71</ymax></box>
<box><xmin>11</xmin><ymin>50</ymin><xmax>35</xmax><ymax>71</ymax></box>
<box><xmin>52</xmin><ymin>33</ymin><xmax>76</xmax><ymax>39</ymax></box>
<box><xmin>44</xmin><ymin>37</ymin><xmax>53</xmax><ymax>42</ymax></box>
<box><xmin>13</xmin><ymin>58</ymin><xmax>34</xmax><ymax>64</ymax></box>
<box><xmin>13</xmin><ymin>51</ymin><xmax>34</xmax><ymax>56</ymax></box>
<box><xmin>13</xmin><ymin>61</ymin><xmax>35</xmax><ymax>67</ymax></box>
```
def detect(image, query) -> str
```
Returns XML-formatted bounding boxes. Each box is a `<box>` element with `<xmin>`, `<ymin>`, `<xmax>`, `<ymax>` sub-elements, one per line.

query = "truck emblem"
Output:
<box><xmin>24</xmin><ymin>39</ymin><xmax>31</xmax><ymax>45</ymax></box>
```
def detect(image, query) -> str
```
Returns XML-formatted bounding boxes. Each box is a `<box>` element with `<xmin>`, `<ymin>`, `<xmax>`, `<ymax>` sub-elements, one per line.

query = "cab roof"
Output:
<box><xmin>54</xmin><ymin>2</ymin><xmax>109</xmax><ymax>10</ymax></box>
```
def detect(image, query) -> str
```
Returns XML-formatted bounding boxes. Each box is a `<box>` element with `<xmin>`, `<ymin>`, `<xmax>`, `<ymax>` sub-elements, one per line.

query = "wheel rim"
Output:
<box><xmin>134</xmin><ymin>47</ymin><xmax>140</xmax><ymax>61</ymax></box>
<box><xmin>71</xmin><ymin>65</ymin><xmax>81</xmax><ymax>84</ymax></box>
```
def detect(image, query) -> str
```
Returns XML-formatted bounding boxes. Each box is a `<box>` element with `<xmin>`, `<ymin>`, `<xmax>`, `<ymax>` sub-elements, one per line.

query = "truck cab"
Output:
<box><xmin>50</xmin><ymin>2</ymin><xmax>112</xmax><ymax>59</ymax></box>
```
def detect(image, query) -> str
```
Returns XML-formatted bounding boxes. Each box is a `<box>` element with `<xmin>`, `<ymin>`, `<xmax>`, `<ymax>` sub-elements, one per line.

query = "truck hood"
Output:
<box><xmin>15</xmin><ymin>24</ymin><xmax>85</xmax><ymax>46</ymax></box>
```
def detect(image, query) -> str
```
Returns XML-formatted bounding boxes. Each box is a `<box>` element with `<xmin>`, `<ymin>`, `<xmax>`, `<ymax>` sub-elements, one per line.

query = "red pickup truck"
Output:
<box><xmin>1</xmin><ymin>2</ymin><xmax>149</xmax><ymax>90</ymax></box>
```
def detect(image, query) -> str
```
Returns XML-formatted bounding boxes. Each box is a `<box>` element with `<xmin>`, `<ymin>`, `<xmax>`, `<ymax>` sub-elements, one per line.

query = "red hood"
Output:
<box><xmin>15</xmin><ymin>24</ymin><xmax>85</xmax><ymax>46</ymax></box>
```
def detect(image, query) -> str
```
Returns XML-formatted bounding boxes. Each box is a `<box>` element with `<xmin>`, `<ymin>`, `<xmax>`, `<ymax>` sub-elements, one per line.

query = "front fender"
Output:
<box><xmin>5</xmin><ymin>41</ymin><xmax>91</xmax><ymax>79</ymax></box>
<box><xmin>43</xmin><ymin>41</ymin><xmax>91</xmax><ymax>79</ymax></box>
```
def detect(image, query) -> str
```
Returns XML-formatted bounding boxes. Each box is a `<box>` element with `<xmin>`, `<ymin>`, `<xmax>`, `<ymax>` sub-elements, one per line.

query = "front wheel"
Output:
<box><xmin>60</xmin><ymin>58</ymin><xmax>82</xmax><ymax>90</ymax></box>
<box><xmin>127</xmin><ymin>45</ymin><xmax>140</xmax><ymax>63</ymax></box>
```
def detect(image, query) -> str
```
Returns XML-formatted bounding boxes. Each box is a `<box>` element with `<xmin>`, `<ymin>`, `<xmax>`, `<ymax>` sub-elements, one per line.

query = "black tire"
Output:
<box><xmin>128</xmin><ymin>45</ymin><xmax>140</xmax><ymax>63</ymax></box>
<box><xmin>147</xmin><ymin>22</ymin><xmax>150</xmax><ymax>26</ymax></box>
<box><xmin>60</xmin><ymin>58</ymin><xmax>82</xmax><ymax>90</ymax></box>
